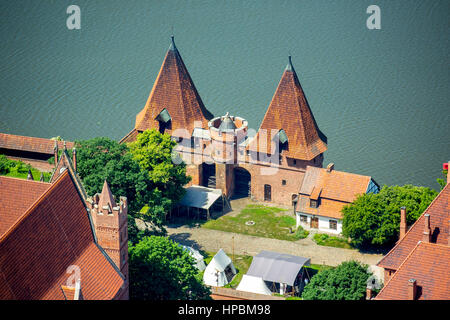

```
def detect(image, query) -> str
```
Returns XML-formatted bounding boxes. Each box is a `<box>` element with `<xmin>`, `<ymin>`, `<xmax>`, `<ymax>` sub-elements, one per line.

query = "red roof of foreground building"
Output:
<box><xmin>130</xmin><ymin>36</ymin><xmax>213</xmax><ymax>140</ymax></box>
<box><xmin>375</xmin><ymin>242</ymin><xmax>450</xmax><ymax>300</ymax></box>
<box><xmin>0</xmin><ymin>170</ymin><xmax>125</xmax><ymax>300</ymax></box>
<box><xmin>377</xmin><ymin>183</ymin><xmax>450</xmax><ymax>271</ymax></box>
<box><xmin>248</xmin><ymin>57</ymin><xmax>327</xmax><ymax>161</ymax></box>
<box><xmin>0</xmin><ymin>133</ymin><xmax>74</xmax><ymax>155</ymax></box>
<box><xmin>0</xmin><ymin>176</ymin><xmax>51</xmax><ymax>235</ymax></box>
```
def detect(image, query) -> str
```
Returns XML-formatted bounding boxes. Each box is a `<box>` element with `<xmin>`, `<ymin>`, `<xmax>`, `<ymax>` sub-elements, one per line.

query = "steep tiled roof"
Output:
<box><xmin>0</xmin><ymin>170</ymin><xmax>124</xmax><ymax>300</ymax></box>
<box><xmin>296</xmin><ymin>166</ymin><xmax>372</xmax><ymax>219</ymax></box>
<box><xmin>377</xmin><ymin>183</ymin><xmax>450</xmax><ymax>271</ymax></box>
<box><xmin>133</xmin><ymin>36</ymin><xmax>213</xmax><ymax>139</ymax></box>
<box><xmin>248</xmin><ymin>57</ymin><xmax>327</xmax><ymax>160</ymax></box>
<box><xmin>0</xmin><ymin>133</ymin><xmax>74</xmax><ymax>155</ymax></box>
<box><xmin>0</xmin><ymin>176</ymin><xmax>50</xmax><ymax>235</ymax></box>
<box><xmin>375</xmin><ymin>242</ymin><xmax>450</xmax><ymax>300</ymax></box>
<box><xmin>50</xmin><ymin>149</ymin><xmax>87</xmax><ymax>199</ymax></box>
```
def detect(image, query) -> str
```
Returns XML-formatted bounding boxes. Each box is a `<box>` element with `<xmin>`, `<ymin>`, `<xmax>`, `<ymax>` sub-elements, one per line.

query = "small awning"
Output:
<box><xmin>192</xmin><ymin>128</ymin><xmax>211</xmax><ymax>140</ymax></box>
<box><xmin>155</xmin><ymin>108</ymin><xmax>171</xmax><ymax>123</ymax></box>
<box><xmin>178</xmin><ymin>185</ymin><xmax>222</xmax><ymax>210</ymax></box>
<box><xmin>246</xmin><ymin>250</ymin><xmax>310</xmax><ymax>286</ymax></box>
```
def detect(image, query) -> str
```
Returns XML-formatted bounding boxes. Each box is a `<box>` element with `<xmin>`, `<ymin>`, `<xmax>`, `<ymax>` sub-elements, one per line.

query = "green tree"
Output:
<box><xmin>74</xmin><ymin>137</ymin><xmax>150</xmax><ymax>214</ymax></box>
<box><xmin>128</xmin><ymin>129</ymin><xmax>191</xmax><ymax>203</ymax></box>
<box><xmin>128</xmin><ymin>236</ymin><xmax>211</xmax><ymax>300</ymax></box>
<box><xmin>437</xmin><ymin>169</ymin><xmax>448</xmax><ymax>190</ymax></box>
<box><xmin>301</xmin><ymin>261</ymin><xmax>371</xmax><ymax>300</ymax></box>
<box><xmin>342</xmin><ymin>185</ymin><xmax>438</xmax><ymax>248</ymax></box>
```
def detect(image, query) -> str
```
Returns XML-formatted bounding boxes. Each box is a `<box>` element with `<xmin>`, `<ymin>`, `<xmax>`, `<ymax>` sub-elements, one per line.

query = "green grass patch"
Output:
<box><xmin>0</xmin><ymin>156</ymin><xmax>51</xmax><ymax>182</ymax></box>
<box><xmin>202</xmin><ymin>204</ymin><xmax>307</xmax><ymax>241</ymax></box>
<box><xmin>312</xmin><ymin>233</ymin><xmax>353</xmax><ymax>249</ymax></box>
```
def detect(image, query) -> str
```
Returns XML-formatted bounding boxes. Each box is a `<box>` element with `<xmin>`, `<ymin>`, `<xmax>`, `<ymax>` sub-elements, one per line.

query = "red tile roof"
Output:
<box><xmin>0</xmin><ymin>176</ymin><xmax>50</xmax><ymax>235</ymax></box>
<box><xmin>375</xmin><ymin>242</ymin><xmax>450</xmax><ymax>300</ymax></box>
<box><xmin>248</xmin><ymin>58</ymin><xmax>327</xmax><ymax>161</ymax></box>
<box><xmin>0</xmin><ymin>133</ymin><xmax>74</xmax><ymax>155</ymax></box>
<box><xmin>296</xmin><ymin>166</ymin><xmax>372</xmax><ymax>219</ymax></box>
<box><xmin>377</xmin><ymin>183</ymin><xmax>450</xmax><ymax>271</ymax></box>
<box><xmin>0</xmin><ymin>170</ymin><xmax>124</xmax><ymax>300</ymax></box>
<box><xmin>132</xmin><ymin>37</ymin><xmax>213</xmax><ymax>139</ymax></box>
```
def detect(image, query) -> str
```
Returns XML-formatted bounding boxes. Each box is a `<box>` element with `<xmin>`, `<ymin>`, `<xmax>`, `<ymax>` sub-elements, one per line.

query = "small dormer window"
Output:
<box><xmin>155</xmin><ymin>108</ymin><xmax>171</xmax><ymax>134</ymax></box>
<box><xmin>310</xmin><ymin>199</ymin><xmax>318</xmax><ymax>208</ymax></box>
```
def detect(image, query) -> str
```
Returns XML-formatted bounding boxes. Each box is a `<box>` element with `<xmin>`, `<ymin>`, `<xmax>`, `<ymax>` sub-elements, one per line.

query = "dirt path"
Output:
<box><xmin>167</xmin><ymin>225</ymin><xmax>384</xmax><ymax>268</ymax></box>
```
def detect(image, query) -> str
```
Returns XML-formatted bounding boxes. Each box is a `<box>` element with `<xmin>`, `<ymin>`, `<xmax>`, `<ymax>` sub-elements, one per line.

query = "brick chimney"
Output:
<box><xmin>408</xmin><ymin>279</ymin><xmax>417</xmax><ymax>300</ymax></box>
<box><xmin>366</xmin><ymin>286</ymin><xmax>372</xmax><ymax>300</ymax></box>
<box><xmin>72</xmin><ymin>147</ymin><xmax>77</xmax><ymax>173</ymax></box>
<box><xmin>423</xmin><ymin>214</ymin><xmax>431</xmax><ymax>243</ymax></box>
<box><xmin>400</xmin><ymin>206</ymin><xmax>407</xmax><ymax>240</ymax></box>
<box><xmin>326</xmin><ymin>163</ymin><xmax>334</xmax><ymax>172</ymax></box>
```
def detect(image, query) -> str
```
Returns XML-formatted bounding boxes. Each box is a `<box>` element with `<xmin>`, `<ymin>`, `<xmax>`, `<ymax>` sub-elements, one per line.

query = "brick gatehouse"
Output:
<box><xmin>121</xmin><ymin>36</ymin><xmax>328</xmax><ymax>207</ymax></box>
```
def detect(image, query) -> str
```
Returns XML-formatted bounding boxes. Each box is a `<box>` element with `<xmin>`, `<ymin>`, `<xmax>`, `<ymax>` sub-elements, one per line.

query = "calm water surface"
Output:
<box><xmin>0</xmin><ymin>0</ymin><xmax>449</xmax><ymax>189</ymax></box>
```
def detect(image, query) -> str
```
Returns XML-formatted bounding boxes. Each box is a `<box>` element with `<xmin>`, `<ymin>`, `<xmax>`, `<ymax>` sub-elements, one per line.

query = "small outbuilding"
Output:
<box><xmin>203</xmin><ymin>249</ymin><xmax>236</xmax><ymax>287</ymax></box>
<box><xmin>174</xmin><ymin>185</ymin><xmax>226</xmax><ymax>220</ymax></box>
<box><xmin>246</xmin><ymin>250</ymin><xmax>311</xmax><ymax>296</ymax></box>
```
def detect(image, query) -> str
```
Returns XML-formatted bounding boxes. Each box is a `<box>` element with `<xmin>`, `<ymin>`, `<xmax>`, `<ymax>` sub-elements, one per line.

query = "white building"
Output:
<box><xmin>294</xmin><ymin>164</ymin><xmax>379</xmax><ymax>235</ymax></box>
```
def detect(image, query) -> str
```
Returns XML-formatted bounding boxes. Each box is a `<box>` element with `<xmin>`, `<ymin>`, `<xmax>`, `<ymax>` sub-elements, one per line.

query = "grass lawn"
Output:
<box><xmin>312</xmin><ymin>233</ymin><xmax>353</xmax><ymax>249</ymax></box>
<box><xmin>202</xmin><ymin>204</ymin><xmax>309</xmax><ymax>241</ymax></box>
<box><xmin>1</xmin><ymin>157</ymin><xmax>51</xmax><ymax>182</ymax></box>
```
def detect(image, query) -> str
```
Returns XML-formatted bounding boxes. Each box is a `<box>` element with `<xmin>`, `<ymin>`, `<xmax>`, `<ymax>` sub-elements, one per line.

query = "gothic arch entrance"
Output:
<box><xmin>233</xmin><ymin>167</ymin><xmax>251</xmax><ymax>198</ymax></box>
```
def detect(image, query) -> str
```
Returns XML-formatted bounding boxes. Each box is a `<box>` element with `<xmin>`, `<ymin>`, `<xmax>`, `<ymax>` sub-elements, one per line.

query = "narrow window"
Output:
<box><xmin>282</xmin><ymin>180</ymin><xmax>287</xmax><ymax>186</ymax></box>
<box><xmin>329</xmin><ymin>219</ymin><xmax>337</xmax><ymax>230</ymax></box>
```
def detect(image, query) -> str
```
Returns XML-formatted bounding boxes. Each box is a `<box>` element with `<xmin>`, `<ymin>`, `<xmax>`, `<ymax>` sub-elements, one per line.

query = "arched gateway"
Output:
<box><xmin>233</xmin><ymin>167</ymin><xmax>251</xmax><ymax>198</ymax></box>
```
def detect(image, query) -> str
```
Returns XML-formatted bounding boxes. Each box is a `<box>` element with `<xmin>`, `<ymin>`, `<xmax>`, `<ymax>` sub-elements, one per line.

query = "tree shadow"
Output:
<box><xmin>168</xmin><ymin>232</ymin><xmax>209</xmax><ymax>257</ymax></box>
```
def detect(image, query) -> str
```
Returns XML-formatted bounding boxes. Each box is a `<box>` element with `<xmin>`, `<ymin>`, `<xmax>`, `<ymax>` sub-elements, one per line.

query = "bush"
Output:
<box><xmin>0</xmin><ymin>155</ymin><xmax>12</xmax><ymax>174</ymax></box>
<box><xmin>294</xmin><ymin>226</ymin><xmax>309</xmax><ymax>239</ymax></box>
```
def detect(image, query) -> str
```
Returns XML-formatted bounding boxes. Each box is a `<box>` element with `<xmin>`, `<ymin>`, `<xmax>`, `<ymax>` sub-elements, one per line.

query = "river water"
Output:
<box><xmin>0</xmin><ymin>0</ymin><xmax>448</xmax><ymax>189</ymax></box>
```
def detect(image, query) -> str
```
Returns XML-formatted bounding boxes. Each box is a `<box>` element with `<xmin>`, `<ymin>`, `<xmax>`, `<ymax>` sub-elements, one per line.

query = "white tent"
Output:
<box><xmin>203</xmin><ymin>249</ymin><xmax>236</xmax><ymax>287</ymax></box>
<box><xmin>182</xmin><ymin>245</ymin><xmax>206</xmax><ymax>271</ymax></box>
<box><xmin>236</xmin><ymin>275</ymin><xmax>272</xmax><ymax>296</ymax></box>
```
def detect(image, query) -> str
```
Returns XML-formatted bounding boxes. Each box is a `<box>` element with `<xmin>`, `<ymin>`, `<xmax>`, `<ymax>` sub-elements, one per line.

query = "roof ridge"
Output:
<box><xmin>0</xmin><ymin>170</ymin><xmax>70</xmax><ymax>243</ymax></box>
<box><xmin>376</xmin><ymin>241</ymin><xmax>423</xmax><ymax>299</ymax></box>
<box><xmin>0</xmin><ymin>175</ymin><xmax>51</xmax><ymax>184</ymax></box>
<box><xmin>377</xmin><ymin>183</ymin><xmax>450</xmax><ymax>268</ymax></box>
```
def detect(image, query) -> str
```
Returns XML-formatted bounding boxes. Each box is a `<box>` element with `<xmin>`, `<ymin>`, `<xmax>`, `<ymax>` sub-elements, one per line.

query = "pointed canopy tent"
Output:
<box><xmin>247</xmin><ymin>56</ymin><xmax>327</xmax><ymax>160</ymax></box>
<box><xmin>246</xmin><ymin>250</ymin><xmax>310</xmax><ymax>286</ymax></box>
<box><xmin>181</xmin><ymin>245</ymin><xmax>206</xmax><ymax>271</ymax></box>
<box><xmin>236</xmin><ymin>275</ymin><xmax>272</xmax><ymax>296</ymax></box>
<box><xmin>203</xmin><ymin>249</ymin><xmax>236</xmax><ymax>287</ymax></box>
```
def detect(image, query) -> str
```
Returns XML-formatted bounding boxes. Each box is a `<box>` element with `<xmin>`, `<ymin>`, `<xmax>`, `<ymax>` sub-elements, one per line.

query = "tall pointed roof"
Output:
<box><xmin>248</xmin><ymin>56</ymin><xmax>327</xmax><ymax>160</ymax></box>
<box><xmin>98</xmin><ymin>180</ymin><xmax>116</xmax><ymax>209</ymax></box>
<box><xmin>134</xmin><ymin>36</ymin><xmax>213</xmax><ymax>138</ymax></box>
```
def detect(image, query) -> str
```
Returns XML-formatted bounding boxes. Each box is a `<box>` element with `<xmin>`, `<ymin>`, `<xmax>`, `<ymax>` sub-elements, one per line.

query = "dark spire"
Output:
<box><xmin>169</xmin><ymin>35</ymin><xmax>177</xmax><ymax>51</ymax></box>
<box><xmin>27</xmin><ymin>169</ymin><xmax>34</xmax><ymax>181</ymax></box>
<box><xmin>285</xmin><ymin>55</ymin><xmax>295</xmax><ymax>72</ymax></box>
<box><xmin>39</xmin><ymin>172</ymin><xmax>44</xmax><ymax>182</ymax></box>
